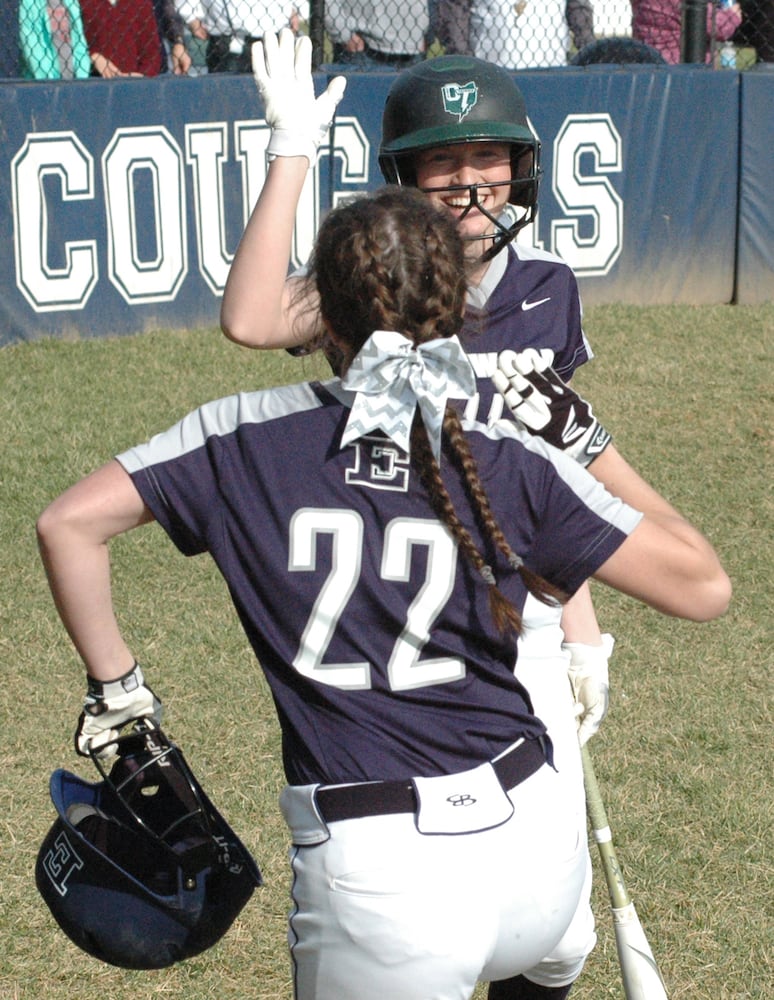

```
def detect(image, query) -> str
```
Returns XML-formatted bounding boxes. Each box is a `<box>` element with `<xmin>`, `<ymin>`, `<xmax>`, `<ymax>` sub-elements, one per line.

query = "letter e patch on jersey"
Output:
<box><xmin>345</xmin><ymin>437</ymin><xmax>410</xmax><ymax>493</ymax></box>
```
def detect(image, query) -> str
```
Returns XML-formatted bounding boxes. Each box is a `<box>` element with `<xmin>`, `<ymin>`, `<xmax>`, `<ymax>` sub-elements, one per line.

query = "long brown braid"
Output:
<box><xmin>410</xmin><ymin>411</ymin><xmax>565</xmax><ymax>637</ymax></box>
<box><xmin>309</xmin><ymin>186</ymin><xmax>566</xmax><ymax>637</ymax></box>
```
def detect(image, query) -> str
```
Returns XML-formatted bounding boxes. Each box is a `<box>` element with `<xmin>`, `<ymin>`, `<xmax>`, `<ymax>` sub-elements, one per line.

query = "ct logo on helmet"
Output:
<box><xmin>441</xmin><ymin>81</ymin><xmax>478</xmax><ymax>122</ymax></box>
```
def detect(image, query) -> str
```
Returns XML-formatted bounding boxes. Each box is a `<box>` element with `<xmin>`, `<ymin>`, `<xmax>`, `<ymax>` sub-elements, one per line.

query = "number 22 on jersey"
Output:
<box><xmin>289</xmin><ymin>509</ymin><xmax>465</xmax><ymax>692</ymax></box>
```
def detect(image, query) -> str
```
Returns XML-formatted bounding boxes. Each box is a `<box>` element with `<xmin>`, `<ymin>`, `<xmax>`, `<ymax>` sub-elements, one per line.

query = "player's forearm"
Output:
<box><xmin>559</xmin><ymin>581</ymin><xmax>602</xmax><ymax>644</ymax></box>
<box><xmin>596</xmin><ymin>516</ymin><xmax>730</xmax><ymax>621</ymax></box>
<box><xmin>589</xmin><ymin>446</ymin><xmax>731</xmax><ymax>620</ymax></box>
<box><xmin>589</xmin><ymin>444</ymin><xmax>697</xmax><ymax>534</ymax></box>
<box><xmin>37</xmin><ymin>524</ymin><xmax>135</xmax><ymax>678</ymax></box>
<box><xmin>37</xmin><ymin>462</ymin><xmax>150</xmax><ymax>678</ymax></box>
<box><xmin>220</xmin><ymin>156</ymin><xmax>310</xmax><ymax>349</ymax></box>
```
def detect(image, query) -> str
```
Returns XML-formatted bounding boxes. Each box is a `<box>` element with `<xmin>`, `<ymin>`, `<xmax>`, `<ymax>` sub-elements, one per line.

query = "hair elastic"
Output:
<box><xmin>480</xmin><ymin>565</ymin><xmax>496</xmax><ymax>586</ymax></box>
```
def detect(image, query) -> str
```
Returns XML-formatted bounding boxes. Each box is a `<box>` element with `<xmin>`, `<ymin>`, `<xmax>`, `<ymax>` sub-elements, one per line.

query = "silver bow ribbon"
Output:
<box><xmin>340</xmin><ymin>330</ymin><xmax>476</xmax><ymax>461</ymax></box>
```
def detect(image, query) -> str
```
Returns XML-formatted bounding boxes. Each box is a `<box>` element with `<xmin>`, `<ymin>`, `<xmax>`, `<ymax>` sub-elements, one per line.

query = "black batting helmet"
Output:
<box><xmin>35</xmin><ymin>723</ymin><xmax>262</xmax><ymax>969</ymax></box>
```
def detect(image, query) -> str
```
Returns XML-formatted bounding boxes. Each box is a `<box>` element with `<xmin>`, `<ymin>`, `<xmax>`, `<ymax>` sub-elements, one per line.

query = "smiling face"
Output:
<box><xmin>414</xmin><ymin>142</ymin><xmax>513</xmax><ymax>253</ymax></box>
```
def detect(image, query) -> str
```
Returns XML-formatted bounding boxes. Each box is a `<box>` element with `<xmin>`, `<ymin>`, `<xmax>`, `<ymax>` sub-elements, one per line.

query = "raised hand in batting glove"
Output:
<box><xmin>565</xmin><ymin>633</ymin><xmax>615</xmax><ymax>746</ymax></box>
<box><xmin>75</xmin><ymin>661</ymin><xmax>162</xmax><ymax>758</ymax></box>
<box><xmin>252</xmin><ymin>29</ymin><xmax>346</xmax><ymax>167</ymax></box>
<box><xmin>492</xmin><ymin>348</ymin><xmax>612</xmax><ymax>466</ymax></box>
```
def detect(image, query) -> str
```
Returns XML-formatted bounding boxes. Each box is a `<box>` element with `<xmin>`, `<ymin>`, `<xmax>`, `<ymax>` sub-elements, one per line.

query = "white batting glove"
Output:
<box><xmin>252</xmin><ymin>29</ymin><xmax>346</xmax><ymax>167</ymax></box>
<box><xmin>74</xmin><ymin>661</ymin><xmax>162</xmax><ymax>758</ymax></box>
<box><xmin>492</xmin><ymin>348</ymin><xmax>612</xmax><ymax>466</ymax></box>
<box><xmin>565</xmin><ymin>633</ymin><xmax>615</xmax><ymax>746</ymax></box>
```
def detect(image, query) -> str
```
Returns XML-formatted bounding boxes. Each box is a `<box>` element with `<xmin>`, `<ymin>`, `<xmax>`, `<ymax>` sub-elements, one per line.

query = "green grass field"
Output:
<box><xmin>1</xmin><ymin>304</ymin><xmax>771</xmax><ymax>999</ymax></box>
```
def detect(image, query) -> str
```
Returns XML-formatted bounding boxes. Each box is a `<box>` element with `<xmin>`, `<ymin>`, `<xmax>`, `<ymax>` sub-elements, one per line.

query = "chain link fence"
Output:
<box><xmin>7</xmin><ymin>0</ymin><xmax>774</xmax><ymax>79</ymax></box>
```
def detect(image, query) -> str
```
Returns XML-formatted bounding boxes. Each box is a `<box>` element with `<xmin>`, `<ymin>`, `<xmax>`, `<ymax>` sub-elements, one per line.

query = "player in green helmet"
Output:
<box><xmin>221</xmin><ymin>33</ymin><xmax>617</xmax><ymax>1000</ymax></box>
<box><xmin>379</xmin><ymin>54</ymin><xmax>541</xmax><ymax>263</ymax></box>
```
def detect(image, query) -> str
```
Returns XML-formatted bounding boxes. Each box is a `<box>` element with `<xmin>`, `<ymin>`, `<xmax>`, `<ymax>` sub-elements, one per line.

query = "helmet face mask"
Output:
<box><xmin>379</xmin><ymin>56</ymin><xmax>542</xmax><ymax>261</ymax></box>
<box><xmin>36</xmin><ymin>723</ymin><xmax>262</xmax><ymax>969</ymax></box>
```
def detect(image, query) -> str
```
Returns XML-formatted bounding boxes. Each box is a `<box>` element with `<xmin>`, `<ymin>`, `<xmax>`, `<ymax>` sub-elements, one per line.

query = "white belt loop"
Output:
<box><xmin>280</xmin><ymin>784</ymin><xmax>331</xmax><ymax>846</ymax></box>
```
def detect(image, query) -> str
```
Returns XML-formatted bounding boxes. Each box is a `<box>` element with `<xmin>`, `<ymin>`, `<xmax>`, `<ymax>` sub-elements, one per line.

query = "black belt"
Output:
<box><xmin>363</xmin><ymin>45</ymin><xmax>418</xmax><ymax>64</ymax></box>
<box><xmin>315</xmin><ymin>737</ymin><xmax>547</xmax><ymax>824</ymax></box>
<box><xmin>209</xmin><ymin>33</ymin><xmax>262</xmax><ymax>44</ymax></box>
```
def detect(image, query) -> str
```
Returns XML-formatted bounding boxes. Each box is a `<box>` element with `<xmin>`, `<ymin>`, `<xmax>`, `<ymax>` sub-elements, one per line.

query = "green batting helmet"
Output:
<box><xmin>379</xmin><ymin>55</ymin><xmax>541</xmax><ymax>241</ymax></box>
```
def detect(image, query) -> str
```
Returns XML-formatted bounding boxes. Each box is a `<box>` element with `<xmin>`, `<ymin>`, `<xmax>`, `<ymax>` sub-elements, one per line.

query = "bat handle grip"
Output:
<box><xmin>581</xmin><ymin>743</ymin><xmax>631</xmax><ymax>910</ymax></box>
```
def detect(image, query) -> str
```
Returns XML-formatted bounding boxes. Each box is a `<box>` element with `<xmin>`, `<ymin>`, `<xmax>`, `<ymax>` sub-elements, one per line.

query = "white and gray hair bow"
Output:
<box><xmin>339</xmin><ymin>330</ymin><xmax>476</xmax><ymax>461</ymax></box>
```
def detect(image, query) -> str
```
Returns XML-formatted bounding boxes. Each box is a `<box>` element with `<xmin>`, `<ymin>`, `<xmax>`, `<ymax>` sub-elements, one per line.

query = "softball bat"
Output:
<box><xmin>581</xmin><ymin>743</ymin><xmax>669</xmax><ymax>999</ymax></box>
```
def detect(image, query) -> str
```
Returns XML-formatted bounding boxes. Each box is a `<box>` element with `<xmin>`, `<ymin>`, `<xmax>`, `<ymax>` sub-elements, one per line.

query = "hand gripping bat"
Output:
<box><xmin>581</xmin><ymin>744</ymin><xmax>669</xmax><ymax>999</ymax></box>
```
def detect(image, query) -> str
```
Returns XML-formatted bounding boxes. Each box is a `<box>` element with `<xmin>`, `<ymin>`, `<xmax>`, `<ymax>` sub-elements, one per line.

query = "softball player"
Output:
<box><xmin>221</xmin><ymin>35</ymin><xmax>611</xmax><ymax>998</ymax></box>
<box><xmin>39</xmin><ymin>186</ymin><xmax>730</xmax><ymax>1000</ymax></box>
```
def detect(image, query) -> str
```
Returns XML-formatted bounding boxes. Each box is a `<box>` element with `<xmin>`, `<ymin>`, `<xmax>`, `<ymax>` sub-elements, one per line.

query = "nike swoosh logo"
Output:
<box><xmin>521</xmin><ymin>296</ymin><xmax>551</xmax><ymax>311</ymax></box>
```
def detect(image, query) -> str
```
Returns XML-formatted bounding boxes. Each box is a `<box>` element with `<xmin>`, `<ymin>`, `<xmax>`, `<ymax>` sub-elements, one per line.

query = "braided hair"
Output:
<box><xmin>313</xmin><ymin>186</ymin><xmax>466</xmax><ymax>359</ymax></box>
<box><xmin>308</xmin><ymin>186</ymin><xmax>565</xmax><ymax>635</ymax></box>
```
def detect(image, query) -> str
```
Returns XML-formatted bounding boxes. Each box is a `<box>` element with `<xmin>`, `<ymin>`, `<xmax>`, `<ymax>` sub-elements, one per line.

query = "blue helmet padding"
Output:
<box><xmin>50</xmin><ymin>768</ymin><xmax>101</xmax><ymax>816</ymax></box>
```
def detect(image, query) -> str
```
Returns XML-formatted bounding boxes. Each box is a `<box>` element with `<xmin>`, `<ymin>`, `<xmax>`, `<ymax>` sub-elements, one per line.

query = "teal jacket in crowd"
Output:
<box><xmin>19</xmin><ymin>0</ymin><xmax>91</xmax><ymax>79</ymax></box>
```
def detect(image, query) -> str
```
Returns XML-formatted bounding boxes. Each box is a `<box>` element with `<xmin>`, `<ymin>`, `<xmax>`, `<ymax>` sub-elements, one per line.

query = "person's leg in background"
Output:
<box><xmin>489</xmin><ymin>978</ymin><xmax>572</xmax><ymax>1000</ymax></box>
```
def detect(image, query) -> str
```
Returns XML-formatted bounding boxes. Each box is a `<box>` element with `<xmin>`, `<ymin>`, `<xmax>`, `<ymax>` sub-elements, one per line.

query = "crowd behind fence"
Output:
<box><xmin>4</xmin><ymin>0</ymin><xmax>773</xmax><ymax>80</ymax></box>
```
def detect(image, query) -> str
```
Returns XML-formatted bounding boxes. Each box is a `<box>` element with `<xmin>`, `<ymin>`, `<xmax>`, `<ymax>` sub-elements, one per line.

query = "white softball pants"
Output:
<box><xmin>280</xmin><ymin>756</ymin><xmax>587</xmax><ymax>1000</ymax></box>
<box><xmin>509</xmin><ymin>600</ymin><xmax>597</xmax><ymax>988</ymax></box>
